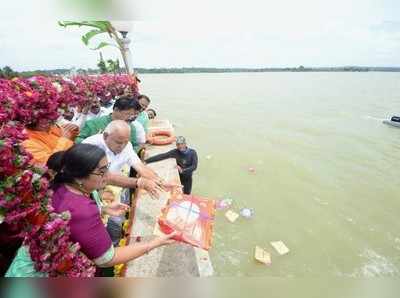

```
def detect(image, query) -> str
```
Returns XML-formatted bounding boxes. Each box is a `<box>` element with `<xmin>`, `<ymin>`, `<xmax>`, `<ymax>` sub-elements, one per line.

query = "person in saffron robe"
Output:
<box><xmin>22</xmin><ymin>118</ymin><xmax>77</xmax><ymax>166</ymax></box>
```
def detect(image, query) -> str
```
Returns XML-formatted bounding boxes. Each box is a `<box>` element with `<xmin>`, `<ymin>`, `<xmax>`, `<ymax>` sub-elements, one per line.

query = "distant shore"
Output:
<box><xmin>135</xmin><ymin>66</ymin><xmax>400</xmax><ymax>73</ymax></box>
<box><xmin>6</xmin><ymin>66</ymin><xmax>400</xmax><ymax>78</ymax></box>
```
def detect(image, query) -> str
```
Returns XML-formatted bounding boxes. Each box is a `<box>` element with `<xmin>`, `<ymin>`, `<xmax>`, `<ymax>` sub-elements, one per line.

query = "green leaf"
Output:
<box><xmin>90</xmin><ymin>42</ymin><xmax>118</xmax><ymax>50</ymax></box>
<box><xmin>58</xmin><ymin>21</ymin><xmax>88</xmax><ymax>28</ymax></box>
<box><xmin>14</xmin><ymin>156</ymin><xmax>21</xmax><ymax>166</ymax></box>
<box><xmin>58</xmin><ymin>21</ymin><xmax>111</xmax><ymax>32</ymax></box>
<box><xmin>81</xmin><ymin>29</ymin><xmax>105</xmax><ymax>45</ymax></box>
<box><xmin>90</xmin><ymin>21</ymin><xmax>112</xmax><ymax>32</ymax></box>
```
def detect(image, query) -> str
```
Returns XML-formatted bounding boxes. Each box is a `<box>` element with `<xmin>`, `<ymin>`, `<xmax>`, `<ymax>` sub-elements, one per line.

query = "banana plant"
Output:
<box><xmin>58</xmin><ymin>21</ymin><xmax>132</xmax><ymax>74</ymax></box>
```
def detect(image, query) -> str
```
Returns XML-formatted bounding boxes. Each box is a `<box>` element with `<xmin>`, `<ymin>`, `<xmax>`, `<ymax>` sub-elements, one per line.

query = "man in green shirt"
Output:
<box><xmin>75</xmin><ymin>96</ymin><xmax>142</xmax><ymax>152</ymax></box>
<box><xmin>136</xmin><ymin>94</ymin><xmax>151</xmax><ymax>133</ymax></box>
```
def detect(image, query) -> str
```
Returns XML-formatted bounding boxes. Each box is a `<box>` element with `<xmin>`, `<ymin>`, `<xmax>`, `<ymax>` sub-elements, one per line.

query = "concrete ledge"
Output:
<box><xmin>124</xmin><ymin>120</ymin><xmax>213</xmax><ymax>277</ymax></box>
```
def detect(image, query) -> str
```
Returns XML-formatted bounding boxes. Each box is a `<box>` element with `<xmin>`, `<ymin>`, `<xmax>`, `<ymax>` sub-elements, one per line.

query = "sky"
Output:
<box><xmin>0</xmin><ymin>0</ymin><xmax>399</xmax><ymax>71</ymax></box>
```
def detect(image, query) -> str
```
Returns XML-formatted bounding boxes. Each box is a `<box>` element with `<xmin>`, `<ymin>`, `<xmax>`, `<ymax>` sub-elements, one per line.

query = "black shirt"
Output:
<box><xmin>145</xmin><ymin>148</ymin><xmax>198</xmax><ymax>178</ymax></box>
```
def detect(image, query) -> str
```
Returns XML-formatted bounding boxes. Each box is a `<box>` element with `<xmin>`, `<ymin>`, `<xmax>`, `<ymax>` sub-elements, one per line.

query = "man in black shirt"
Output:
<box><xmin>145</xmin><ymin>136</ymin><xmax>198</xmax><ymax>194</ymax></box>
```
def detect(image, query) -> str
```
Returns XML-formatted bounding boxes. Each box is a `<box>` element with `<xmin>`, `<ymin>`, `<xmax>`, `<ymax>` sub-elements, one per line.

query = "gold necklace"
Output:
<box><xmin>67</xmin><ymin>183</ymin><xmax>91</xmax><ymax>198</ymax></box>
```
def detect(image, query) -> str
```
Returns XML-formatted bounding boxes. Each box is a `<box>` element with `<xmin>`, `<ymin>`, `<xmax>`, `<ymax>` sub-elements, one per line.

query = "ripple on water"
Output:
<box><xmin>353</xmin><ymin>248</ymin><xmax>399</xmax><ymax>277</ymax></box>
<box><xmin>313</xmin><ymin>197</ymin><xmax>328</xmax><ymax>206</ymax></box>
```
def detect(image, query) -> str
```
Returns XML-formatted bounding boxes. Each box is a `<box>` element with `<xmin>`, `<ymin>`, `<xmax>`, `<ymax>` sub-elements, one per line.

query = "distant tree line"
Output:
<box><xmin>0</xmin><ymin>66</ymin><xmax>103</xmax><ymax>78</ymax></box>
<box><xmin>134</xmin><ymin>66</ymin><xmax>400</xmax><ymax>73</ymax></box>
<box><xmin>0</xmin><ymin>66</ymin><xmax>19</xmax><ymax>79</ymax></box>
<box><xmin>1</xmin><ymin>65</ymin><xmax>399</xmax><ymax>78</ymax></box>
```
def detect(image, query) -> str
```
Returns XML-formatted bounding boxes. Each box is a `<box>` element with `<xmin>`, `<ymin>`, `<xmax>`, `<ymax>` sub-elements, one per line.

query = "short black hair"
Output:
<box><xmin>147</xmin><ymin>108</ymin><xmax>157</xmax><ymax>117</ymax></box>
<box><xmin>113</xmin><ymin>96</ymin><xmax>141</xmax><ymax>111</ymax></box>
<box><xmin>48</xmin><ymin>144</ymin><xmax>106</xmax><ymax>187</ymax></box>
<box><xmin>138</xmin><ymin>94</ymin><xmax>151</xmax><ymax>103</ymax></box>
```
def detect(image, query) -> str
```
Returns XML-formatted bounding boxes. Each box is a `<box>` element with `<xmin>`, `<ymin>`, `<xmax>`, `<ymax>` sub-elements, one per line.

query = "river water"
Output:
<box><xmin>140</xmin><ymin>72</ymin><xmax>400</xmax><ymax>277</ymax></box>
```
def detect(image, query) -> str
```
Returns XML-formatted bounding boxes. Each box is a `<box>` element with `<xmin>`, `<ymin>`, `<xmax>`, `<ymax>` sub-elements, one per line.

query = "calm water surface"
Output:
<box><xmin>140</xmin><ymin>72</ymin><xmax>400</xmax><ymax>277</ymax></box>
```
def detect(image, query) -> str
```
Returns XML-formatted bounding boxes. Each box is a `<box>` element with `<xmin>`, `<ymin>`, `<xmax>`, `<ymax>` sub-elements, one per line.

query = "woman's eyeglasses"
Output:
<box><xmin>90</xmin><ymin>163</ymin><xmax>110</xmax><ymax>177</ymax></box>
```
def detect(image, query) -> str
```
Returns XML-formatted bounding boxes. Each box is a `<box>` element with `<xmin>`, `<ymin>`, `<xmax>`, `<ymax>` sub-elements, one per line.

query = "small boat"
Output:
<box><xmin>383</xmin><ymin>116</ymin><xmax>400</xmax><ymax>128</ymax></box>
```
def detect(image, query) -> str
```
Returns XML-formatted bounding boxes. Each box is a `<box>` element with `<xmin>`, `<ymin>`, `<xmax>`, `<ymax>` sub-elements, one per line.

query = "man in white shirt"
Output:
<box><xmin>82</xmin><ymin>120</ymin><xmax>164</xmax><ymax>197</ymax></box>
<box><xmin>73</xmin><ymin>99</ymin><xmax>110</xmax><ymax>128</ymax></box>
<box><xmin>100</xmin><ymin>98</ymin><xmax>115</xmax><ymax>116</ymax></box>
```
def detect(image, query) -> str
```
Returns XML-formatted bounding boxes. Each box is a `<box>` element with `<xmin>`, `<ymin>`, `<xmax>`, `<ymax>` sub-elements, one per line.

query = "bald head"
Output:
<box><xmin>104</xmin><ymin>120</ymin><xmax>131</xmax><ymax>136</ymax></box>
<box><xmin>103</xmin><ymin>120</ymin><xmax>131</xmax><ymax>154</ymax></box>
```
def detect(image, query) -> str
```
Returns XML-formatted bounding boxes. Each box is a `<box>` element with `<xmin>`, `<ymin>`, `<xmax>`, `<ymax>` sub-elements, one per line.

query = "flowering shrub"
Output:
<box><xmin>0</xmin><ymin>80</ymin><xmax>17</xmax><ymax>123</ymax></box>
<box><xmin>1</xmin><ymin>74</ymin><xmax>139</xmax><ymax>126</ymax></box>
<box><xmin>70</xmin><ymin>74</ymin><xmax>139</xmax><ymax>104</ymax></box>
<box><xmin>0</xmin><ymin>122</ymin><xmax>96</xmax><ymax>276</ymax></box>
<box><xmin>0</xmin><ymin>74</ymin><xmax>139</xmax><ymax>276</ymax></box>
<box><xmin>11</xmin><ymin>76</ymin><xmax>63</xmax><ymax>124</ymax></box>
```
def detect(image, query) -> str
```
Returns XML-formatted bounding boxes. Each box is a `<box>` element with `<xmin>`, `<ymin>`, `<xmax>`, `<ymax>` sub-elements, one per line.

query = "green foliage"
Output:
<box><xmin>0</xmin><ymin>66</ymin><xmax>18</xmax><ymax>79</ymax></box>
<box><xmin>91</xmin><ymin>41</ymin><xmax>118</xmax><ymax>50</ymax></box>
<box><xmin>106</xmin><ymin>59</ymin><xmax>121</xmax><ymax>74</ymax></box>
<box><xmin>97</xmin><ymin>53</ymin><xmax>107</xmax><ymax>74</ymax></box>
<box><xmin>59</xmin><ymin>21</ymin><xmax>118</xmax><ymax>50</ymax></box>
<box><xmin>97</xmin><ymin>61</ymin><xmax>107</xmax><ymax>74</ymax></box>
<box><xmin>58</xmin><ymin>21</ymin><xmax>112</xmax><ymax>32</ymax></box>
<box><xmin>58</xmin><ymin>20</ymin><xmax>132</xmax><ymax>74</ymax></box>
<box><xmin>81</xmin><ymin>29</ymin><xmax>104</xmax><ymax>46</ymax></box>
<box><xmin>97</xmin><ymin>52</ymin><xmax>121</xmax><ymax>74</ymax></box>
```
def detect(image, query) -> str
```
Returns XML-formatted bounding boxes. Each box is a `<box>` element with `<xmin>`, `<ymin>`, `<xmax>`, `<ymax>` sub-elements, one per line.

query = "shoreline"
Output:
<box><xmin>7</xmin><ymin>67</ymin><xmax>400</xmax><ymax>78</ymax></box>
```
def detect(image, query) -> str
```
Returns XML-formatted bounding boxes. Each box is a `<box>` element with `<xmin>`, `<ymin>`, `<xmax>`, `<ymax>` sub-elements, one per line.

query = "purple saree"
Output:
<box><xmin>52</xmin><ymin>184</ymin><xmax>112</xmax><ymax>260</ymax></box>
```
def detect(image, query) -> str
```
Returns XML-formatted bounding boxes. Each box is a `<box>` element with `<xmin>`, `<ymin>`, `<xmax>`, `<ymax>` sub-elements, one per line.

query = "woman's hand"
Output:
<box><xmin>102</xmin><ymin>202</ymin><xmax>129</xmax><ymax>217</ymax></box>
<box><xmin>149</xmin><ymin>231</ymin><xmax>178</xmax><ymax>249</ymax></box>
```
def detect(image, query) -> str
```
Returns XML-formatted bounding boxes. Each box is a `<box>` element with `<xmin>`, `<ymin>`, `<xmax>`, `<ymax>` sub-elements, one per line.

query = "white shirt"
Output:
<box><xmin>132</xmin><ymin>120</ymin><xmax>146</xmax><ymax>144</ymax></box>
<box><xmin>82</xmin><ymin>133</ymin><xmax>141</xmax><ymax>173</ymax></box>
<box><xmin>101</xmin><ymin>100</ymin><xmax>115</xmax><ymax>116</ymax></box>
<box><xmin>72</xmin><ymin>110</ymin><xmax>103</xmax><ymax>128</ymax></box>
<box><xmin>71</xmin><ymin>104</ymin><xmax>114</xmax><ymax>128</ymax></box>
<box><xmin>56</xmin><ymin>116</ymin><xmax>72</xmax><ymax>126</ymax></box>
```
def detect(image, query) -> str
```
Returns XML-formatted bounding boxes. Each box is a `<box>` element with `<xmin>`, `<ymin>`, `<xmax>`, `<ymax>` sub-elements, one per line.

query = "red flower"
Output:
<box><xmin>21</xmin><ymin>190</ymin><xmax>34</xmax><ymax>204</ymax></box>
<box><xmin>56</xmin><ymin>258</ymin><xmax>73</xmax><ymax>273</ymax></box>
<box><xmin>27</xmin><ymin>211</ymin><xmax>48</xmax><ymax>226</ymax></box>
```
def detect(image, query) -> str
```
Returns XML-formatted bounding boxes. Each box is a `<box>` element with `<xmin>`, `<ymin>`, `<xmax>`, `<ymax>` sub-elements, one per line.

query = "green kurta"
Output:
<box><xmin>75</xmin><ymin>114</ymin><xmax>140</xmax><ymax>152</ymax></box>
<box><xmin>5</xmin><ymin>246</ymin><xmax>47</xmax><ymax>277</ymax></box>
<box><xmin>136</xmin><ymin>111</ymin><xmax>149</xmax><ymax>133</ymax></box>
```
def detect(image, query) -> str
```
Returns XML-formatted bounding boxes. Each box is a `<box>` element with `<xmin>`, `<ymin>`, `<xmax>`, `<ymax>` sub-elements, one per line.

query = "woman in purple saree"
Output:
<box><xmin>6</xmin><ymin>143</ymin><xmax>175</xmax><ymax>277</ymax></box>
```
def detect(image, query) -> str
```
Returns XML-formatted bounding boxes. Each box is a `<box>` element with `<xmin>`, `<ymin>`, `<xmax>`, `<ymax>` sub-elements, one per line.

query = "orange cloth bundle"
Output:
<box><xmin>158</xmin><ymin>193</ymin><xmax>215</xmax><ymax>250</ymax></box>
